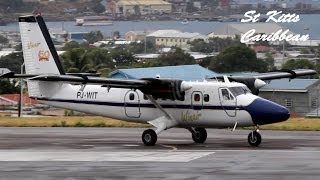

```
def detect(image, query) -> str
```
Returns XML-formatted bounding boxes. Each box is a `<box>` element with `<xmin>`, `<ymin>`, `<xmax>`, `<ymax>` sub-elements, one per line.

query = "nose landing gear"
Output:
<box><xmin>248</xmin><ymin>130</ymin><xmax>261</xmax><ymax>147</ymax></box>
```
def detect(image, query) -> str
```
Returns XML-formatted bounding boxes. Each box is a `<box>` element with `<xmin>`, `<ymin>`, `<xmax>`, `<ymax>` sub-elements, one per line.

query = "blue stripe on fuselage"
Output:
<box><xmin>33</xmin><ymin>97</ymin><xmax>244</xmax><ymax>110</ymax></box>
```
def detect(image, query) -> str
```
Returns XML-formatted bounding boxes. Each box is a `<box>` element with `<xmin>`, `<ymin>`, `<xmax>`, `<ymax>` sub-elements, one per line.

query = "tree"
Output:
<box><xmin>264</xmin><ymin>52</ymin><xmax>276</xmax><ymax>71</ymax></box>
<box><xmin>133</xmin><ymin>5</ymin><xmax>141</xmax><ymax>16</ymax></box>
<box><xmin>60</xmin><ymin>48</ymin><xmax>91</xmax><ymax>73</ymax></box>
<box><xmin>84</xmin><ymin>31</ymin><xmax>104</xmax><ymax>44</ymax></box>
<box><xmin>186</xmin><ymin>1</ymin><xmax>196</xmax><ymax>13</ymax></box>
<box><xmin>60</xmin><ymin>48</ymin><xmax>112</xmax><ymax>73</ymax></box>
<box><xmin>188</xmin><ymin>37</ymin><xmax>244</xmax><ymax>53</ymax></box>
<box><xmin>0</xmin><ymin>52</ymin><xmax>23</xmax><ymax>73</ymax></box>
<box><xmin>128</xmin><ymin>41</ymin><xmax>156</xmax><ymax>54</ymax></box>
<box><xmin>157</xmin><ymin>47</ymin><xmax>195</xmax><ymax>66</ymax></box>
<box><xmin>0</xmin><ymin>0</ymin><xmax>24</xmax><ymax>10</ymax></box>
<box><xmin>62</xmin><ymin>41</ymin><xmax>80</xmax><ymax>51</ymax></box>
<box><xmin>209</xmin><ymin>45</ymin><xmax>267</xmax><ymax>73</ymax></box>
<box><xmin>113</xmin><ymin>31</ymin><xmax>120</xmax><ymax>39</ymax></box>
<box><xmin>92</xmin><ymin>2</ymin><xmax>105</xmax><ymax>14</ymax></box>
<box><xmin>282</xmin><ymin>59</ymin><xmax>315</xmax><ymax>70</ymax></box>
<box><xmin>0</xmin><ymin>80</ymin><xmax>20</xmax><ymax>94</ymax></box>
<box><xmin>110</xmin><ymin>47</ymin><xmax>136</xmax><ymax>66</ymax></box>
<box><xmin>0</xmin><ymin>35</ymin><xmax>8</xmax><ymax>45</ymax></box>
<box><xmin>189</xmin><ymin>39</ymin><xmax>212</xmax><ymax>53</ymax></box>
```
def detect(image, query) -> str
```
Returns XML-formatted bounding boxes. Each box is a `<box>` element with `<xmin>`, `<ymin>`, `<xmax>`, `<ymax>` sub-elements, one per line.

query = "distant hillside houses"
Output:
<box><xmin>232</xmin><ymin>0</ymin><xmax>320</xmax><ymax>9</ymax></box>
<box><xmin>116</xmin><ymin>0</ymin><xmax>172</xmax><ymax>16</ymax></box>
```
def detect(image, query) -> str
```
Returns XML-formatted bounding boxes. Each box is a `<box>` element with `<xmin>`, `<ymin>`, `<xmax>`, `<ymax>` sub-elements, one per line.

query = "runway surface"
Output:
<box><xmin>0</xmin><ymin>127</ymin><xmax>319</xmax><ymax>179</ymax></box>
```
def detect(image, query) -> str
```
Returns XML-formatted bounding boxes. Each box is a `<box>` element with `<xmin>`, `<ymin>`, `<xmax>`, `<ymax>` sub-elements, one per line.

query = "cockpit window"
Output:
<box><xmin>221</xmin><ymin>89</ymin><xmax>234</xmax><ymax>100</ymax></box>
<box><xmin>229</xmin><ymin>86</ymin><xmax>251</xmax><ymax>97</ymax></box>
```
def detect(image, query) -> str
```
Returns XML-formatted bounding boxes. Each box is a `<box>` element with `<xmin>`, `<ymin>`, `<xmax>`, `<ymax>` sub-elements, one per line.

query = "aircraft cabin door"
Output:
<box><xmin>218</xmin><ymin>88</ymin><xmax>237</xmax><ymax>117</ymax></box>
<box><xmin>124</xmin><ymin>90</ymin><xmax>141</xmax><ymax>118</ymax></box>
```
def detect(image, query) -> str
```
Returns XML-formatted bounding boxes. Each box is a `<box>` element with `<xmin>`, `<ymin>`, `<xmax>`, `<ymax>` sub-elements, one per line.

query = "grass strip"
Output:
<box><xmin>0</xmin><ymin>116</ymin><xmax>150</xmax><ymax>128</ymax></box>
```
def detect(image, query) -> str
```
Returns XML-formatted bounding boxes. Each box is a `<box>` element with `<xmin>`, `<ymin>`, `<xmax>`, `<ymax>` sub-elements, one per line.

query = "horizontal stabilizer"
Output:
<box><xmin>0</xmin><ymin>72</ymin><xmax>38</xmax><ymax>79</ymax></box>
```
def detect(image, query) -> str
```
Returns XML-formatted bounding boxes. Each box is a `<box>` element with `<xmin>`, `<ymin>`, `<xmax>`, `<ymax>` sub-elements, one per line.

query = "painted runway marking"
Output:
<box><xmin>0</xmin><ymin>151</ymin><xmax>214</xmax><ymax>162</ymax></box>
<box><xmin>159</xmin><ymin>144</ymin><xmax>178</xmax><ymax>151</ymax></box>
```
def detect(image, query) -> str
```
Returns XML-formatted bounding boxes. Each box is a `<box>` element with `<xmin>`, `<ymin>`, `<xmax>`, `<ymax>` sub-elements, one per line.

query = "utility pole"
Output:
<box><xmin>18</xmin><ymin>63</ymin><xmax>24</xmax><ymax>118</ymax></box>
<box><xmin>144</xmin><ymin>30</ymin><xmax>147</xmax><ymax>54</ymax></box>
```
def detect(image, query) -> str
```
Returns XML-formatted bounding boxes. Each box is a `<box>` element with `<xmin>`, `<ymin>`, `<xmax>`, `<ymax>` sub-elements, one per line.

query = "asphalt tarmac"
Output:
<box><xmin>0</xmin><ymin>127</ymin><xmax>319</xmax><ymax>180</ymax></box>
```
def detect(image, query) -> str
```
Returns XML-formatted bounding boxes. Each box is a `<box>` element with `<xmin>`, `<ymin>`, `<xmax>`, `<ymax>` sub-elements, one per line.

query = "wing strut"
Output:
<box><xmin>145</xmin><ymin>95</ymin><xmax>178</xmax><ymax>134</ymax></box>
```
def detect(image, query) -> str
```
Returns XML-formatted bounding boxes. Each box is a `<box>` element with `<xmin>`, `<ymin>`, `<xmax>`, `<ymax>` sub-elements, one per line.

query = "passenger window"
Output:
<box><xmin>204</xmin><ymin>94</ymin><xmax>210</xmax><ymax>102</ymax></box>
<box><xmin>129</xmin><ymin>93</ymin><xmax>135</xmax><ymax>100</ymax></box>
<box><xmin>194</xmin><ymin>94</ymin><xmax>200</xmax><ymax>102</ymax></box>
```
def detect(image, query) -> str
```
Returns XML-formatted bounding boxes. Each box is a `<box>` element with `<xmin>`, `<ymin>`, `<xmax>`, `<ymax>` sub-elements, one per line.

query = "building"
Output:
<box><xmin>0</xmin><ymin>96</ymin><xmax>17</xmax><ymax>109</ymax></box>
<box><xmin>208</xmin><ymin>23</ymin><xmax>293</xmax><ymax>41</ymax></box>
<box><xmin>259</xmin><ymin>78</ymin><xmax>320</xmax><ymax>116</ymax></box>
<box><xmin>147</xmin><ymin>30</ymin><xmax>208</xmax><ymax>48</ymax></box>
<box><xmin>134</xmin><ymin>52</ymin><xmax>215</xmax><ymax>62</ymax></box>
<box><xmin>0</xmin><ymin>68</ymin><xmax>10</xmax><ymax>75</ymax></box>
<box><xmin>116</xmin><ymin>0</ymin><xmax>172</xmax><ymax>16</ymax></box>
<box><xmin>109</xmin><ymin>64</ymin><xmax>219</xmax><ymax>81</ymax></box>
<box><xmin>125</xmin><ymin>30</ymin><xmax>154</xmax><ymax>42</ymax></box>
<box><xmin>231</xmin><ymin>0</ymin><xmax>320</xmax><ymax>9</ymax></box>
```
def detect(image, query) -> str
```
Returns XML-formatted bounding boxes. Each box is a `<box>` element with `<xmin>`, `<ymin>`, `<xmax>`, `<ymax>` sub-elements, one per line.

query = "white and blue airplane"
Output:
<box><xmin>1</xmin><ymin>15</ymin><xmax>316</xmax><ymax>146</ymax></box>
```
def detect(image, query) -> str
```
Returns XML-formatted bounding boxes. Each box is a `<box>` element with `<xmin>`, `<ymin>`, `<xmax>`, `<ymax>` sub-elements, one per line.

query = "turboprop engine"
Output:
<box><xmin>229</xmin><ymin>77</ymin><xmax>266</xmax><ymax>95</ymax></box>
<box><xmin>140</xmin><ymin>78</ymin><xmax>192</xmax><ymax>101</ymax></box>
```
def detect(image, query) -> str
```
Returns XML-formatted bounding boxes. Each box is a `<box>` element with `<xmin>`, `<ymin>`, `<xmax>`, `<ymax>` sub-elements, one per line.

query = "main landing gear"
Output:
<box><xmin>248</xmin><ymin>130</ymin><xmax>262</xmax><ymax>147</ymax></box>
<box><xmin>189</xmin><ymin>127</ymin><xmax>207</xmax><ymax>143</ymax></box>
<box><xmin>142</xmin><ymin>129</ymin><xmax>157</xmax><ymax>146</ymax></box>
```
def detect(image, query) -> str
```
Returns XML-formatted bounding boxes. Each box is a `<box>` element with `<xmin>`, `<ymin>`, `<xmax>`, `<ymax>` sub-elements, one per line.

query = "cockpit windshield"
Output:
<box><xmin>229</xmin><ymin>86</ymin><xmax>251</xmax><ymax>97</ymax></box>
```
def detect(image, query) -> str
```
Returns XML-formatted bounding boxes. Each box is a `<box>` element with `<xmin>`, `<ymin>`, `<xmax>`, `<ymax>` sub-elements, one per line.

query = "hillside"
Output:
<box><xmin>0</xmin><ymin>0</ymin><xmax>99</xmax><ymax>22</ymax></box>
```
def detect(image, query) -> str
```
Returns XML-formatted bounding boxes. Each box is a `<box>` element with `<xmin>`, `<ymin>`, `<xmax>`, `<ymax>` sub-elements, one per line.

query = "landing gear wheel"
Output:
<box><xmin>248</xmin><ymin>131</ymin><xmax>261</xmax><ymax>147</ymax></box>
<box><xmin>142</xmin><ymin>129</ymin><xmax>157</xmax><ymax>146</ymax></box>
<box><xmin>192</xmin><ymin>128</ymin><xmax>207</xmax><ymax>143</ymax></box>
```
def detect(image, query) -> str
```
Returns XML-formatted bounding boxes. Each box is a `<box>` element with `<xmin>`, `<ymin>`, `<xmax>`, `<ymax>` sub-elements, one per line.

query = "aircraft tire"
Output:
<box><xmin>192</xmin><ymin>128</ymin><xmax>207</xmax><ymax>143</ymax></box>
<box><xmin>142</xmin><ymin>129</ymin><xmax>157</xmax><ymax>146</ymax></box>
<box><xmin>248</xmin><ymin>131</ymin><xmax>261</xmax><ymax>147</ymax></box>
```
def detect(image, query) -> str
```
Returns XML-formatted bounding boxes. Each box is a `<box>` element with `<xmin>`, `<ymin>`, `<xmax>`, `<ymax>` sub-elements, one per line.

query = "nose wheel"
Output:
<box><xmin>142</xmin><ymin>129</ymin><xmax>157</xmax><ymax>146</ymax></box>
<box><xmin>248</xmin><ymin>130</ymin><xmax>261</xmax><ymax>147</ymax></box>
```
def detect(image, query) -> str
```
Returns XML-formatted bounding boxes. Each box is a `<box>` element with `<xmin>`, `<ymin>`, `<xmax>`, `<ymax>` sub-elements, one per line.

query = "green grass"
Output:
<box><xmin>260</xmin><ymin>118</ymin><xmax>320</xmax><ymax>131</ymax></box>
<box><xmin>0</xmin><ymin>116</ymin><xmax>150</xmax><ymax>128</ymax></box>
<box><xmin>0</xmin><ymin>116</ymin><xmax>319</xmax><ymax>131</ymax></box>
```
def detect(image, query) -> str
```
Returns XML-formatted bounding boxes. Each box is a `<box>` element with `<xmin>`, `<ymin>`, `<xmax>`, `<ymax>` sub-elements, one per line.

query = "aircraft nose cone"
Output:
<box><xmin>244</xmin><ymin>98</ymin><xmax>290</xmax><ymax>125</ymax></box>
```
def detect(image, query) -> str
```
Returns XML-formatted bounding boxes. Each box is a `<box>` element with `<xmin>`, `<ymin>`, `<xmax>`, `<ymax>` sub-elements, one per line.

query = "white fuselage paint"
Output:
<box><xmin>34</xmin><ymin>81</ymin><xmax>256</xmax><ymax>128</ymax></box>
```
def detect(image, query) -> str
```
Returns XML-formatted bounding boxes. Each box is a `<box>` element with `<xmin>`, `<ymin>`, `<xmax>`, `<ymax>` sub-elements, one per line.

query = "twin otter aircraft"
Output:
<box><xmin>1</xmin><ymin>15</ymin><xmax>316</xmax><ymax>146</ymax></box>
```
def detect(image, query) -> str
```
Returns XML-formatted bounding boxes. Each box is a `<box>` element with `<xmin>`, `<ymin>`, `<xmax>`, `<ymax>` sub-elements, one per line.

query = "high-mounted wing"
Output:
<box><xmin>1</xmin><ymin>72</ymin><xmax>192</xmax><ymax>101</ymax></box>
<box><xmin>224</xmin><ymin>69</ymin><xmax>317</xmax><ymax>95</ymax></box>
<box><xmin>252</xmin><ymin>69</ymin><xmax>317</xmax><ymax>80</ymax></box>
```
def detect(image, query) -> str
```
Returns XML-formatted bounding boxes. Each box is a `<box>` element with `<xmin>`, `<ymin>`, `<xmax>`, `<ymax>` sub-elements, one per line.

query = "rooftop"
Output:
<box><xmin>214</xmin><ymin>23</ymin><xmax>294</xmax><ymax>36</ymax></box>
<box><xmin>109</xmin><ymin>64</ymin><xmax>219</xmax><ymax>81</ymax></box>
<box><xmin>147</xmin><ymin>29</ymin><xmax>207</xmax><ymax>39</ymax></box>
<box><xmin>261</xmin><ymin>78</ymin><xmax>319</xmax><ymax>92</ymax></box>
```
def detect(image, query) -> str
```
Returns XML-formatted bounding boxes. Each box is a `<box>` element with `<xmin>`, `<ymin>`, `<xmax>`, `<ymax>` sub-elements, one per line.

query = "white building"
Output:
<box><xmin>147</xmin><ymin>30</ymin><xmax>208</xmax><ymax>48</ymax></box>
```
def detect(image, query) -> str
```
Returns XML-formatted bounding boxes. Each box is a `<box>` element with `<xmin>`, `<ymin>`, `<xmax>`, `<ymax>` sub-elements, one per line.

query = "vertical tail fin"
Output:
<box><xmin>19</xmin><ymin>15</ymin><xmax>65</xmax><ymax>75</ymax></box>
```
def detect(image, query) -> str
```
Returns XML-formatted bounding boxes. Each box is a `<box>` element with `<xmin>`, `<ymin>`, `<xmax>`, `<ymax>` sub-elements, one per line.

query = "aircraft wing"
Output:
<box><xmin>225</xmin><ymin>69</ymin><xmax>317</xmax><ymax>94</ymax></box>
<box><xmin>0</xmin><ymin>72</ymin><xmax>38</xmax><ymax>78</ymax></box>
<box><xmin>251</xmin><ymin>69</ymin><xmax>317</xmax><ymax>80</ymax></box>
<box><xmin>29</xmin><ymin>75</ymin><xmax>191</xmax><ymax>101</ymax></box>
